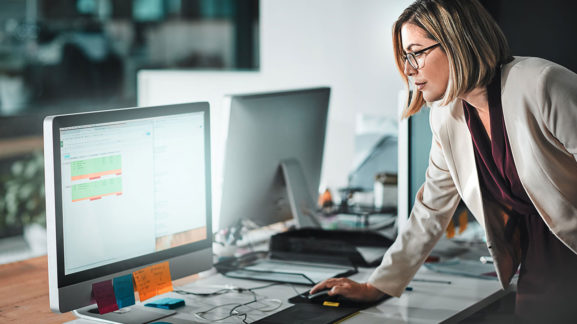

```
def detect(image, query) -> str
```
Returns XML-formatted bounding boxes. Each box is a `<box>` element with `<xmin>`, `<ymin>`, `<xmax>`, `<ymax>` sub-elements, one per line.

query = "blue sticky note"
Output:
<box><xmin>145</xmin><ymin>297</ymin><xmax>185</xmax><ymax>309</ymax></box>
<box><xmin>113</xmin><ymin>274</ymin><xmax>136</xmax><ymax>308</ymax></box>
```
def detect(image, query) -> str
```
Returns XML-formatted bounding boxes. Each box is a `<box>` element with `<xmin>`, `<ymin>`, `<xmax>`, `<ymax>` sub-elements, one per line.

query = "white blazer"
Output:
<box><xmin>368</xmin><ymin>57</ymin><xmax>577</xmax><ymax>297</ymax></box>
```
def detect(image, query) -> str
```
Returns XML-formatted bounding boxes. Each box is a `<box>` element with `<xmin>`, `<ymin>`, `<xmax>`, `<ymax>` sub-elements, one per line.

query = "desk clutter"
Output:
<box><xmin>213</xmin><ymin>227</ymin><xmax>394</xmax><ymax>288</ymax></box>
<box><xmin>166</xmin><ymin>281</ymin><xmax>291</xmax><ymax>323</ymax></box>
<box><xmin>170</xmin><ymin>277</ymin><xmax>380</xmax><ymax>323</ymax></box>
<box><xmin>91</xmin><ymin>261</ymin><xmax>176</xmax><ymax>315</ymax></box>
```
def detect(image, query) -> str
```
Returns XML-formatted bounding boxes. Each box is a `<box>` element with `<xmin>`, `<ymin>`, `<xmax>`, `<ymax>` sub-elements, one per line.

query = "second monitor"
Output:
<box><xmin>219</xmin><ymin>87</ymin><xmax>331</xmax><ymax>232</ymax></box>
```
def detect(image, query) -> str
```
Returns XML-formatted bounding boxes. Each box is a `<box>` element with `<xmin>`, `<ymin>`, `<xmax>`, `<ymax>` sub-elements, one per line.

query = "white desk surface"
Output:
<box><xmin>67</xmin><ymin>264</ymin><xmax>507</xmax><ymax>324</ymax></box>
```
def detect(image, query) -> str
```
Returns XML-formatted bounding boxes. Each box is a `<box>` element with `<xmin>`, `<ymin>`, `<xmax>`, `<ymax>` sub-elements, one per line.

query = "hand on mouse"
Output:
<box><xmin>309</xmin><ymin>278</ymin><xmax>386</xmax><ymax>302</ymax></box>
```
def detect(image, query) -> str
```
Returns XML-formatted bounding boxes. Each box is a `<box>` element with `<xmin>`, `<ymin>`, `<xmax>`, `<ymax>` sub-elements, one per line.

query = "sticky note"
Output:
<box><xmin>113</xmin><ymin>274</ymin><xmax>135</xmax><ymax>308</ymax></box>
<box><xmin>133</xmin><ymin>267</ymin><xmax>157</xmax><ymax>301</ymax></box>
<box><xmin>92</xmin><ymin>280</ymin><xmax>119</xmax><ymax>314</ymax></box>
<box><xmin>145</xmin><ymin>297</ymin><xmax>185</xmax><ymax>309</ymax></box>
<box><xmin>133</xmin><ymin>262</ymin><xmax>173</xmax><ymax>301</ymax></box>
<box><xmin>150</xmin><ymin>262</ymin><xmax>173</xmax><ymax>295</ymax></box>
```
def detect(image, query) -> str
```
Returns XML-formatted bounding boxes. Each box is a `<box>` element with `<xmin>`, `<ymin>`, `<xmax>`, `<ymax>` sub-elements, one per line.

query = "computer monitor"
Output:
<box><xmin>397</xmin><ymin>98</ymin><xmax>478</xmax><ymax>242</ymax></box>
<box><xmin>218</xmin><ymin>87</ymin><xmax>330</xmax><ymax>232</ymax></box>
<box><xmin>397</xmin><ymin>90</ymin><xmax>432</xmax><ymax>232</ymax></box>
<box><xmin>43</xmin><ymin>102</ymin><xmax>213</xmax><ymax>323</ymax></box>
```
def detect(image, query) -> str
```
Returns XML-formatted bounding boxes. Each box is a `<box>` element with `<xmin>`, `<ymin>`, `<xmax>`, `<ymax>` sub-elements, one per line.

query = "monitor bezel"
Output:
<box><xmin>45</xmin><ymin>102</ymin><xmax>212</xmax><ymax>288</ymax></box>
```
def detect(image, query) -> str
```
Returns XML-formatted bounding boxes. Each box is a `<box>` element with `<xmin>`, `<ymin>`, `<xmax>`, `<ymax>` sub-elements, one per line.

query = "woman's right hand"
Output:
<box><xmin>309</xmin><ymin>277</ymin><xmax>387</xmax><ymax>302</ymax></box>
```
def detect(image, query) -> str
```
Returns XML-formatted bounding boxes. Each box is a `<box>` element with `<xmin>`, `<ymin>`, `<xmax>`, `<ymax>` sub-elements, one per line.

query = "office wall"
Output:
<box><xmin>140</xmin><ymin>0</ymin><xmax>412</xmax><ymax>193</ymax></box>
<box><xmin>481</xmin><ymin>0</ymin><xmax>577</xmax><ymax>74</ymax></box>
<box><xmin>260</xmin><ymin>0</ymin><xmax>411</xmax><ymax>191</ymax></box>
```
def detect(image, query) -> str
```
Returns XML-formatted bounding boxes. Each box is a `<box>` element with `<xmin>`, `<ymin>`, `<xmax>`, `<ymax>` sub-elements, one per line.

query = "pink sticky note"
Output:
<box><xmin>92</xmin><ymin>280</ymin><xmax>119</xmax><ymax>314</ymax></box>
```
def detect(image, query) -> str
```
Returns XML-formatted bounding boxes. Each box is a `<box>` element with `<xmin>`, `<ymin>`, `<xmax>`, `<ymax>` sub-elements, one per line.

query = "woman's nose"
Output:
<box><xmin>403</xmin><ymin>60</ymin><xmax>416</xmax><ymax>76</ymax></box>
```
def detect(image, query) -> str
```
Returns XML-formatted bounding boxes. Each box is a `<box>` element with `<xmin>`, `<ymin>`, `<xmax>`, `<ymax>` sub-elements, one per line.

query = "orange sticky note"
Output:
<box><xmin>133</xmin><ymin>267</ymin><xmax>156</xmax><ymax>301</ymax></box>
<box><xmin>133</xmin><ymin>262</ymin><xmax>173</xmax><ymax>301</ymax></box>
<box><xmin>151</xmin><ymin>261</ymin><xmax>173</xmax><ymax>295</ymax></box>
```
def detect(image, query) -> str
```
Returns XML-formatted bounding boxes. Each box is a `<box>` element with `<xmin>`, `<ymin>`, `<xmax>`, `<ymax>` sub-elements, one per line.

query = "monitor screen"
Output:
<box><xmin>397</xmin><ymin>99</ymin><xmax>476</xmax><ymax>240</ymax></box>
<box><xmin>407</xmin><ymin>107</ymin><xmax>432</xmax><ymax>211</ymax></box>
<box><xmin>398</xmin><ymin>95</ymin><xmax>432</xmax><ymax>231</ymax></box>
<box><xmin>44</xmin><ymin>102</ymin><xmax>213</xmax><ymax>320</ymax></box>
<box><xmin>218</xmin><ymin>87</ymin><xmax>330</xmax><ymax>231</ymax></box>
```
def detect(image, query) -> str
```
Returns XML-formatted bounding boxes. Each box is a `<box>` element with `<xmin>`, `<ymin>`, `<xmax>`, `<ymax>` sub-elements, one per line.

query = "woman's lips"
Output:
<box><xmin>415</xmin><ymin>82</ymin><xmax>426</xmax><ymax>90</ymax></box>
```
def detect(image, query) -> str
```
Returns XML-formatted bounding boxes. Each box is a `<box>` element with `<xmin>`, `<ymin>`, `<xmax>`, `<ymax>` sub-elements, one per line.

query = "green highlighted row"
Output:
<box><xmin>71</xmin><ymin>155</ymin><xmax>122</xmax><ymax>177</ymax></box>
<box><xmin>72</xmin><ymin>177</ymin><xmax>123</xmax><ymax>201</ymax></box>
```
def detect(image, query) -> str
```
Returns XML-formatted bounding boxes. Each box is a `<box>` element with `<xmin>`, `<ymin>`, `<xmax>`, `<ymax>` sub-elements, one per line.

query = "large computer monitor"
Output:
<box><xmin>397</xmin><ymin>99</ymin><xmax>479</xmax><ymax>242</ymax></box>
<box><xmin>43</xmin><ymin>102</ymin><xmax>213</xmax><ymax>323</ymax></box>
<box><xmin>218</xmin><ymin>87</ymin><xmax>330</xmax><ymax>232</ymax></box>
<box><xmin>397</xmin><ymin>91</ymin><xmax>432</xmax><ymax>232</ymax></box>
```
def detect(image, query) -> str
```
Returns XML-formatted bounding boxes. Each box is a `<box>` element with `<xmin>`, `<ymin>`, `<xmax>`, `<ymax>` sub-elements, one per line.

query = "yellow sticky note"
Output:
<box><xmin>133</xmin><ymin>267</ymin><xmax>156</xmax><ymax>301</ymax></box>
<box><xmin>150</xmin><ymin>261</ymin><xmax>173</xmax><ymax>295</ymax></box>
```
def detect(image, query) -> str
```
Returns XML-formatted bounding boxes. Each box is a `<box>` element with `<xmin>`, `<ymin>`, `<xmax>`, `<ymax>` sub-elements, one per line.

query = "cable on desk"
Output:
<box><xmin>174</xmin><ymin>282</ymin><xmax>279</xmax><ymax>297</ymax></box>
<box><xmin>188</xmin><ymin>284</ymin><xmax>283</xmax><ymax>323</ymax></box>
<box><xmin>174</xmin><ymin>288</ymin><xmax>231</xmax><ymax>297</ymax></box>
<box><xmin>229</xmin><ymin>290</ymin><xmax>258</xmax><ymax>323</ymax></box>
<box><xmin>246</xmin><ymin>282</ymin><xmax>280</xmax><ymax>290</ymax></box>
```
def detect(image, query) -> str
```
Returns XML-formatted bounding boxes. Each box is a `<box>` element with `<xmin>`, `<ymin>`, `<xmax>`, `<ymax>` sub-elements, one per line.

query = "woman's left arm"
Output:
<box><xmin>538</xmin><ymin>64</ymin><xmax>577</xmax><ymax>161</ymax></box>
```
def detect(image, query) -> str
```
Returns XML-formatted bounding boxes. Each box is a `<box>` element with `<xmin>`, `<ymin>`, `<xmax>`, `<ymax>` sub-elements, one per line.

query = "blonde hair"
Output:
<box><xmin>393</xmin><ymin>0</ymin><xmax>512</xmax><ymax>118</ymax></box>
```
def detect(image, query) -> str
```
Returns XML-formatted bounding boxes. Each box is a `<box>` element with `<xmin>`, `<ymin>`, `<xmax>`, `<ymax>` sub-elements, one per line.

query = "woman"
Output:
<box><xmin>311</xmin><ymin>0</ymin><xmax>577</xmax><ymax>322</ymax></box>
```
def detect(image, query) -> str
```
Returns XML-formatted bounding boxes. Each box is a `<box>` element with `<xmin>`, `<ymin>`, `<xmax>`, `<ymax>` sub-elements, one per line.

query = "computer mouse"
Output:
<box><xmin>294</xmin><ymin>289</ymin><xmax>391</xmax><ymax>309</ymax></box>
<box><xmin>307</xmin><ymin>289</ymin><xmax>360</xmax><ymax>307</ymax></box>
<box><xmin>307</xmin><ymin>289</ymin><xmax>332</xmax><ymax>302</ymax></box>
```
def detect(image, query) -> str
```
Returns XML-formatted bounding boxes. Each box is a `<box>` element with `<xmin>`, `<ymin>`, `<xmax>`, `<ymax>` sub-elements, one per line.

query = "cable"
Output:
<box><xmin>287</xmin><ymin>282</ymin><xmax>305</xmax><ymax>296</ymax></box>
<box><xmin>190</xmin><ymin>284</ymin><xmax>284</xmax><ymax>323</ymax></box>
<box><xmin>193</xmin><ymin>302</ymin><xmax>241</xmax><ymax>322</ymax></box>
<box><xmin>175</xmin><ymin>282</ymin><xmax>279</xmax><ymax>297</ymax></box>
<box><xmin>246</xmin><ymin>282</ymin><xmax>280</xmax><ymax>290</ymax></box>
<box><xmin>174</xmin><ymin>288</ymin><xmax>232</xmax><ymax>297</ymax></box>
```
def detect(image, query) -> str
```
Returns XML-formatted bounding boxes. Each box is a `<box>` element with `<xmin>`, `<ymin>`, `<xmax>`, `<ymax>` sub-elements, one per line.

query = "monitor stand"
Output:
<box><xmin>280</xmin><ymin>159</ymin><xmax>322</xmax><ymax>228</ymax></box>
<box><xmin>75</xmin><ymin>304</ymin><xmax>175</xmax><ymax>324</ymax></box>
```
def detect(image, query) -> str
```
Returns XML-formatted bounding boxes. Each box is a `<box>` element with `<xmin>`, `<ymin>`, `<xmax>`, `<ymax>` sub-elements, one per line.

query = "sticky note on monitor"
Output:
<box><xmin>92</xmin><ymin>280</ymin><xmax>119</xmax><ymax>314</ymax></box>
<box><xmin>133</xmin><ymin>262</ymin><xmax>173</xmax><ymax>301</ymax></box>
<box><xmin>151</xmin><ymin>261</ymin><xmax>173</xmax><ymax>295</ymax></box>
<box><xmin>113</xmin><ymin>274</ymin><xmax>135</xmax><ymax>308</ymax></box>
<box><xmin>133</xmin><ymin>267</ymin><xmax>157</xmax><ymax>301</ymax></box>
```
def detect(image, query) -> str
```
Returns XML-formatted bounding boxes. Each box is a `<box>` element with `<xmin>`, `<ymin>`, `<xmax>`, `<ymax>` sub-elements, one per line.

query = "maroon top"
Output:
<box><xmin>463</xmin><ymin>69</ymin><xmax>577</xmax><ymax>323</ymax></box>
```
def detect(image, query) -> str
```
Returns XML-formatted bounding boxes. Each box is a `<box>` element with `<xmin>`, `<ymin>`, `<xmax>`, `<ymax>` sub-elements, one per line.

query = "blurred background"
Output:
<box><xmin>0</xmin><ymin>0</ymin><xmax>576</xmax><ymax>264</ymax></box>
<box><xmin>0</xmin><ymin>0</ymin><xmax>258</xmax><ymax>262</ymax></box>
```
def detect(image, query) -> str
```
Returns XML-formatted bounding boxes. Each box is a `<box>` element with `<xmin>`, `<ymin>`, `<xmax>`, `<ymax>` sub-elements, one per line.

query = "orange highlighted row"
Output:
<box><xmin>72</xmin><ymin>191</ymin><xmax>122</xmax><ymax>203</ymax></box>
<box><xmin>71</xmin><ymin>169</ymin><xmax>122</xmax><ymax>181</ymax></box>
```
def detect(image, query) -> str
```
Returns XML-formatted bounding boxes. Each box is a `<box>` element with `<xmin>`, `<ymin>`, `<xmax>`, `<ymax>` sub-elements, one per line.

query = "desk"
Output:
<box><xmin>0</xmin><ymin>255</ymin><xmax>508</xmax><ymax>323</ymax></box>
<box><xmin>71</xmin><ymin>266</ymin><xmax>505</xmax><ymax>323</ymax></box>
<box><xmin>0</xmin><ymin>256</ymin><xmax>75</xmax><ymax>323</ymax></box>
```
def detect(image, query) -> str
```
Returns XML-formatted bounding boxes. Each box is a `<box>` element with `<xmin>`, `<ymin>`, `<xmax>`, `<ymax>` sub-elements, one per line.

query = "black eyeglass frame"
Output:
<box><xmin>402</xmin><ymin>43</ymin><xmax>441</xmax><ymax>69</ymax></box>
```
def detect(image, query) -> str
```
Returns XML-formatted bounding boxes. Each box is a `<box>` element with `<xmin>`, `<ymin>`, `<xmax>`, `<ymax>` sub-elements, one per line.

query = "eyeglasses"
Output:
<box><xmin>402</xmin><ymin>43</ymin><xmax>440</xmax><ymax>70</ymax></box>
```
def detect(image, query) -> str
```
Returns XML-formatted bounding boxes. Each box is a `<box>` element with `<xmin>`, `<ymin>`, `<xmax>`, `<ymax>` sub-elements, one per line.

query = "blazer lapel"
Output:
<box><xmin>440</xmin><ymin>103</ymin><xmax>485</xmax><ymax>225</ymax></box>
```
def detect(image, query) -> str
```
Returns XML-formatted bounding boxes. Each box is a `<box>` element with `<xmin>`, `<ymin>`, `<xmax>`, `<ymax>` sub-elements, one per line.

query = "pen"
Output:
<box><xmin>412</xmin><ymin>278</ymin><xmax>452</xmax><ymax>284</ymax></box>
